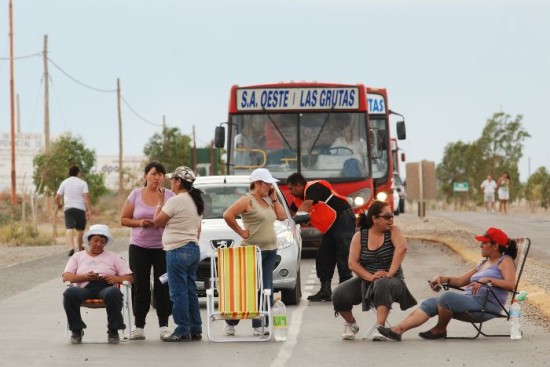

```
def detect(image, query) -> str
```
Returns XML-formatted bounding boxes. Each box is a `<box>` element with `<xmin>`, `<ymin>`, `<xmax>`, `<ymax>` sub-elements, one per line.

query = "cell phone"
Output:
<box><xmin>428</xmin><ymin>280</ymin><xmax>442</xmax><ymax>292</ymax></box>
<box><xmin>268</xmin><ymin>188</ymin><xmax>274</xmax><ymax>195</ymax></box>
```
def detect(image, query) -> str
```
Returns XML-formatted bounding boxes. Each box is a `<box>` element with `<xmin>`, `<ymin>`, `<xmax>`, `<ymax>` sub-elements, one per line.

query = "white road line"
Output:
<box><xmin>270</xmin><ymin>293</ymin><xmax>310</xmax><ymax>367</ymax></box>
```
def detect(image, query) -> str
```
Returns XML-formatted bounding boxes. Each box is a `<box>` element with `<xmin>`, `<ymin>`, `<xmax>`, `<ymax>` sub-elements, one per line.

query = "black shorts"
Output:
<box><xmin>64</xmin><ymin>208</ymin><xmax>86</xmax><ymax>230</ymax></box>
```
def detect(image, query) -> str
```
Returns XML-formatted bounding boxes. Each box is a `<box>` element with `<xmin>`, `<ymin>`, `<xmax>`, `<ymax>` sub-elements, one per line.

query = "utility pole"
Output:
<box><xmin>16</xmin><ymin>93</ymin><xmax>20</xmax><ymax>132</ymax></box>
<box><xmin>9</xmin><ymin>0</ymin><xmax>17</xmax><ymax>205</ymax></box>
<box><xmin>192</xmin><ymin>125</ymin><xmax>197</xmax><ymax>171</ymax></box>
<box><xmin>117</xmin><ymin>78</ymin><xmax>123</xmax><ymax>204</ymax></box>
<box><xmin>43</xmin><ymin>35</ymin><xmax>50</xmax><ymax>153</ymax></box>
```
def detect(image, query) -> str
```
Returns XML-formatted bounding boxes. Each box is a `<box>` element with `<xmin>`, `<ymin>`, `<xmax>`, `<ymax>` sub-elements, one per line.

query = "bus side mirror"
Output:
<box><xmin>396</xmin><ymin>121</ymin><xmax>406</xmax><ymax>140</ymax></box>
<box><xmin>214</xmin><ymin>126</ymin><xmax>226</xmax><ymax>148</ymax></box>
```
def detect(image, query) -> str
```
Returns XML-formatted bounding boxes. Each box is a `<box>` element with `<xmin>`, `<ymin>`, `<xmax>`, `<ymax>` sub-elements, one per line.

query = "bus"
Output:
<box><xmin>366</xmin><ymin>87</ymin><xmax>406</xmax><ymax>213</ymax></box>
<box><xmin>214</xmin><ymin>82</ymin><xmax>374</xmax><ymax>248</ymax></box>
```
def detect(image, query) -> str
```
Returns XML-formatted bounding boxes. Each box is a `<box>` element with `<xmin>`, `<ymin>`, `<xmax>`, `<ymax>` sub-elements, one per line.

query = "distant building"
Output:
<box><xmin>0</xmin><ymin>132</ymin><xmax>44</xmax><ymax>194</ymax></box>
<box><xmin>94</xmin><ymin>155</ymin><xmax>146</xmax><ymax>191</ymax></box>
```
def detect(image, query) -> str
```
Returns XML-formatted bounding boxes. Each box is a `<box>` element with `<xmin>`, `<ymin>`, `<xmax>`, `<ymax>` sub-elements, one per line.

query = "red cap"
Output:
<box><xmin>474</xmin><ymin>227</ymin><xmax>509</xmax><ymax>247</ymax></box>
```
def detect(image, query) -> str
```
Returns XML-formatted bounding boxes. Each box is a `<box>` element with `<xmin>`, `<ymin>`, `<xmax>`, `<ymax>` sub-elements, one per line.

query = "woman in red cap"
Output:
<box><xmin>377</xmin><ymin>227</ymin><xmax>518</xmax><ymax>341</ymax></box>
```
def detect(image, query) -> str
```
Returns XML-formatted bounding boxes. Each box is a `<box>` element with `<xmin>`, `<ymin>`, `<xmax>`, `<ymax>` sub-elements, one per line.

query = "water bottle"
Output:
<box><xmin>509</xmin><ymin>300</ymin><xmax>522</xmax><ymax>340</ymax></box>
<box><xmin>272</xmin><ymin>296</ymin><xmax>288</xmax><ymax>341</ymax></box>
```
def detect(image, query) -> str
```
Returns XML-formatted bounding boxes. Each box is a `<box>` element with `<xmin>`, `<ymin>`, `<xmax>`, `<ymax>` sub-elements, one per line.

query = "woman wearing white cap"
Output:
<box><xmin>153</xmin><ymin>166</ymin><xmax>204</xmax><ymax>342</ymax></box>
<box><xmin>62</xmin><ymin>224</ymin><xmax>134</xmax><ymax>344</ymax></box>
<box><xmin>222</xmin><ymin>168</ymin><xmax>287</xmax><ymax>336</ymax></box>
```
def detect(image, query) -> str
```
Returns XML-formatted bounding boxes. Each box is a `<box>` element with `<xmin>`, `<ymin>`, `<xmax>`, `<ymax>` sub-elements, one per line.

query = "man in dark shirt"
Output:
<box><xmin>286</xmin><ymin>173</ymin><xmax>354</xmax><ymax>301</ymax></box>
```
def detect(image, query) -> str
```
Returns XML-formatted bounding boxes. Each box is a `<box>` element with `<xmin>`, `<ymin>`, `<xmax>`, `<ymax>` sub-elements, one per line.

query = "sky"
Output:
<box><xmin>1</xmin><ymin>0</ymin><xmax>549</xmax><ymax>182</ymax></box>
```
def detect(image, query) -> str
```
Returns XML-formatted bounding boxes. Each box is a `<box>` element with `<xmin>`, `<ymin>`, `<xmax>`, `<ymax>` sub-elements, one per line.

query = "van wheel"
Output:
<box><xmin>281</xmin><ymin>270</ymin><xmax>301</xmax><ymax>305</ymax></box>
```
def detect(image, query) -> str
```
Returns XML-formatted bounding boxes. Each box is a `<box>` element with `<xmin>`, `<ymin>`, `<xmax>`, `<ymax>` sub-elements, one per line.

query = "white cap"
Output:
<box><xmin>83</xmin><ymin>224</ymin><xmax>114</xmax><ymax>246</ymax></box>
<box><xmin>249</xmin><ymin>168</ymin><xmax>279</xmax><ymax>184</ymax></box>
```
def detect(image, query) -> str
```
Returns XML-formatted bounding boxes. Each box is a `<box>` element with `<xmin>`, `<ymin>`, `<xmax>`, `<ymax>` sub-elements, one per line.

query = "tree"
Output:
<box><xmin>32</xmin><ymin>134</ymin><xmax>107</xmax><ymax>205</ymax></box>
<box><xmin>525</xmin><ymin>167</ymin><xmax>550</xmax><ymax>210</ymax></box>
<box><xmin>436</xmin><ymin>112</ymin><xmax>530</xmax><ymax>204</ymax></box>
<box><xmin>143</xmin><ymin>126</ymin><xmax>193</xmax><ymax>171</ymax></box>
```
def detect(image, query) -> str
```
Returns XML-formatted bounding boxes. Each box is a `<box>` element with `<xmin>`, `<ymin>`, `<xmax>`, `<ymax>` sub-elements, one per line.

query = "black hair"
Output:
<box><xmin>175</xmin><ymin>179</ymin><xmax>204</xmax><ymax>216</ymax></box>
<box><xmin>143</xmin><ymin>161</ymin><xmax>167</xmax><ymax>187</ymax></box>
<box><xmin>69</xmin><ymin>165</ymin><xmax>80</xmax><ymax>177</ymax></box>
<box><xmin>88</xmin><ymin>234</ymin><xmax>108</xmax><ymax>243</ymax></box>
<box><xmin>499</xmin><ymin>239</ymin><xmax>518</xmax><ymax>260</ymax></box>
<box><xmin>359</xmin><ymin>200</ymin><xmax>389</xmax><ymax>230</ymax></box>
<box><xmin>286</xmin><ymin>172</ymin><xmax>307</xmax><ymax>186</ymax></box>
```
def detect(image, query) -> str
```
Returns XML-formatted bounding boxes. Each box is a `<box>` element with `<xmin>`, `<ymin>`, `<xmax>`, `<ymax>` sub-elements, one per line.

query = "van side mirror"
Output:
<box><xmin>396</xmin><ymin>121</ymin><xmax>406</xmax><ymax>140</ymax></box>
<box><xmin>214</xmin><ymin>126</ymin><xmax>226</xmax><ymax>148</ymax></box>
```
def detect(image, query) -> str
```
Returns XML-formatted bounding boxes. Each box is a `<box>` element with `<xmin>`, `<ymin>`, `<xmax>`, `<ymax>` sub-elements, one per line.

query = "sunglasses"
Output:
<box><xmin>378</xmin><ymin>214</ymin><xmax>394</xmax><ymax>220</ymax></box>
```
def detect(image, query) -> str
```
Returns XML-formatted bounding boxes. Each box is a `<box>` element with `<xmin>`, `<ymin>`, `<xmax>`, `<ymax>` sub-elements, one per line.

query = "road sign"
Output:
<box><xmin>453</xmin><ymin>182</ymin><xmax>469</xmax><ymax>192</ymax></box>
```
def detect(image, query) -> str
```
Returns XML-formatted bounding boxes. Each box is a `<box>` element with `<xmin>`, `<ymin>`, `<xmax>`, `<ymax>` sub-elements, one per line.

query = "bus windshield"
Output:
<box><xmin>229</xmin><ymin>112</ymin><xmax>370</xmax><ymax>181</ymax></box>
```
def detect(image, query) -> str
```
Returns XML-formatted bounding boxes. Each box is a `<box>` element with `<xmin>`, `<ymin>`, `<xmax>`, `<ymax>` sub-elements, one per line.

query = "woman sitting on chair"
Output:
<box><xmin>332</xmin><ymin>200</ymin><xmax>417</xmax><ymax>341</ymax></box>
<box><xmin>378</xmin><ymin>227</ymin><xmax>518</xmax><ymax>341</ymax></box>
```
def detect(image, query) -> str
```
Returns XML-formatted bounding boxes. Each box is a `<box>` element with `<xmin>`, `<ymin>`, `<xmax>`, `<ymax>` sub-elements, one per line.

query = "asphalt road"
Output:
<box><xmin>428</xmin><ymin>209</ymin><xmax>550</xmax><ymax>263</ymax></box>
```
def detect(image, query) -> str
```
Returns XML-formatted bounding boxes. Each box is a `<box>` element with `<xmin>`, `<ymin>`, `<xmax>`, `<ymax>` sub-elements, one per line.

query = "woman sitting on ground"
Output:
<box><xmin>377</xmin><ymin>227</ymin><xmax>517</xmax><ymax>341</ymax></box>
<box><xmin>332</xmin><ymin>200</ymin><xmax>417</xmax><ymax>341</ymax></box>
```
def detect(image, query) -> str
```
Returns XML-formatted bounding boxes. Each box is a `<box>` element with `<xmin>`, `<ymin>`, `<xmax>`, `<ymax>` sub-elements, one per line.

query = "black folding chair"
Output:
<box><xmin>444</xmin><ymin>238</ymin><xmax>530</xmax><ymax>339</ymax></box>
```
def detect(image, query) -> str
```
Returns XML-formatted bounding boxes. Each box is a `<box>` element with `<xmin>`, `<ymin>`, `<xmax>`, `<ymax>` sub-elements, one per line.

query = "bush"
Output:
<box><xmin>0</xmin><ymin>222</ymin><xmax>56</xmax><ymax>246</ymax></box>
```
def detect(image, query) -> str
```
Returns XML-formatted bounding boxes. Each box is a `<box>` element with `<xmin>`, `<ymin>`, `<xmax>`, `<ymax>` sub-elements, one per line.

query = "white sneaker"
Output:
<box><xmin>372</xmin><ymin>331</ymin><xmax>388</xmax><ymax>341</ymax></box>
<box><xmin>159</xmin><ymin>326</ymin><xmax>172</xmax><ymax>340</ymax></box>
<box><xmin>224</xmin><ymin>324</ymin><xmax>236</xmax><ymax>336</ymax></box>
<box><xmin>128</xmin><ymin>327</ymin><xmax>145</xmax><ymax>340</ymax></box>
<box><xmin>253</xmin><ymin>327</ymin><xmax>269</xmax><ymax>336</ymax></box>
<box><xmin>342</xmin><ymin>322</ymin><xmax>359</xmax><ymax>340</ymax></box>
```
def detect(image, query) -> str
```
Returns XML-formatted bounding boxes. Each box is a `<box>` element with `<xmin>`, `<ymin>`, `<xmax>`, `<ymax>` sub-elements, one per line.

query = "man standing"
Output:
<box><xmin>480</xmin><ymin>174</ymin><xmax>497</xmax><ymax>213</ymax></box>
<box><xmin>56</xmin><ymin>165</ymin><xmax>92</xmax><ymax>256</ymax></box>
<box><xmin>286</xmin><ymin>173</ymin><xmax>354</xmax><ymax>301</ymax></box>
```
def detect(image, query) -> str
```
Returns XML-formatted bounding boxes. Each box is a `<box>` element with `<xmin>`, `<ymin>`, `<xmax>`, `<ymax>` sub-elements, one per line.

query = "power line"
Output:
<box><xmin>47</xmin><ymin>56</ymin><xmax>117</xmax><ymax>93</ymax></box>
<box><xmin>0</xmin><ymin>52</ymin><xmax>41</xmax><ymax>60</ymax></box>
<box><xmin>121</xmin><ymin>96</ymin><xmax>163</xmax><ymax>127</ymax></box>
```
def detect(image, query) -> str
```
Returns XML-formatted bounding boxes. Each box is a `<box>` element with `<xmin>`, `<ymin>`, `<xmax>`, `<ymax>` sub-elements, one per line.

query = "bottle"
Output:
<box><xmin>272</xmin><ymin>295</ymin><xmax>288</xmax><ymax>341</ymax></box>
<box><xmin>509</xmin><ymin>299</ymin><xmax>522</xmax><ymax>340</ymax></box>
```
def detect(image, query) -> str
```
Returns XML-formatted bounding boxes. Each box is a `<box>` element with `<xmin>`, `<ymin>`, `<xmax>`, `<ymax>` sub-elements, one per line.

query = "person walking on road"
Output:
<box><xmin>153</xmin><ymin>166</ymin><xmax>204</xmax><ymax>342</ymax></box>
<box><xmin>56</xmin><ymin>165</ymin><xmax>92</xmax><ymax>256</ymax></box>
<box><xmin>286</xmin><ymin>172</ymin><xmax>355</xmax><ymax>302</ymax></box>
<box><xmin>120</xmin><ymin>161</ymin><xmax>175</xmax><ymax>340</ymax></box>
<box><xmin>480</xmin><ymin>175</ymin><xmax>497</xmax><ymax>213</ymax></box>
<box><xmin>497</xmin><ymin>171</ymin><xmax>512</xmax><ymax>215</ymax></box>
<box><xmin>62</xmin><ymin>224</ymin><xmax>134</xmax><ymax>344</ymax></box>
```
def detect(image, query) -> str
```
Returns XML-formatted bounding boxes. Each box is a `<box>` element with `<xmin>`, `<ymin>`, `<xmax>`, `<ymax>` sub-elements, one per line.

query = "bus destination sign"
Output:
<box><xmin>367</xmin><ymin>93</ymin><xmax>386</xmax><ymax>114</ymax></box>
<box><xmin>236</xmin><ymin>87</ymin><xmax>359</xmax><ymax>111</ymax></box>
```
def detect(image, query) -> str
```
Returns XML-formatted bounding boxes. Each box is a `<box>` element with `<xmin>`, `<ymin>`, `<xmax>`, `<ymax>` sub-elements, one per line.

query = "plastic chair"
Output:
<box><xmin>206</xmin><ymin>246</ymin><xmax>272</xmax><ymax>342</ymax></box>
<box><xmin>445</xmin><ymin>237</ymin><xmax>530</xmax><ymax>339</ymax></box>
<box><xmin>65</xmin><ymin>281</ymin><xmax>132</xmax><ymax>343</ymax></box>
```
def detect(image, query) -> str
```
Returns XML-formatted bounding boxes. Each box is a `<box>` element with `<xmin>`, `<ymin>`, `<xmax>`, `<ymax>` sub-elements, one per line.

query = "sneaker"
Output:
<box><xmin>70</xmin><ymin>330</ymin><xmax>83</xmax><ymax>344</ymax></box>
<box><xmin>67</xmin><ymin>249</ymin><xmax>75</xmax><ymax>257</ymax></box>
<box><xmin>107</xmin><ymin>330</ymin><xmax>120</xmax><ymax>344</ymax></box>
<box><xmin>372</xmin><ymin>331</ymin><xmax>388</xmax><ymax>341</ymax></box>
<box><xmin>224</xmin><ymin>324</ymin><xmax>236</xmax><ymax>336</ymax></box>
<box><xmin>342</xmin><ymin>322</ymin><xmax>359</xmax><ymax>340</ymax></box>
<box><xmin>159</xmin><ymin>326</ymin><xmax>172</xmax><ymax>340</ymax></box>
<box><xmin>190</xmin><ymin>332</ymin><xmax>202</xmax><ymax>341</ymax></box>
<box><xmin>130</xmin><ymin>327</ymin><xmax>145</xmax><ymax>340</ymax></box>
<box><xmin>162</xmin><ymin>333</ymin><xmax>191</xmax><ymax>342</ymax></box>
<box><xmin>253</xmin><ymin>327</ymin><xmax>269</xmax><ymax>336</ymax></box>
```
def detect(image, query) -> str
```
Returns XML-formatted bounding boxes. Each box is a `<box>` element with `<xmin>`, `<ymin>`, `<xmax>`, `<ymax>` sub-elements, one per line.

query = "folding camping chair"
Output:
<box><xmin>64</xmin><ymin>281</ymin><xmax>132</xmax><ymax>343</ymax></box>
<box><xmin>206</xmin><ymin>246</ymin><xmax>272</xmax><ymax>342</ymax></box>
<box><xmin>445</xmin><ymin>237</ymin><xmax>531</xmax><ymax>339</ymax></box>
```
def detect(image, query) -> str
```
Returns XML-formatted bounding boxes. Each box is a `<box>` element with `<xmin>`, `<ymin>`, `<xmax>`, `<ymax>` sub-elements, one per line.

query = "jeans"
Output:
<box><xmin>63</xmin><ymin>281</ymin><xmax>125</xmax><ymax>331</ymax></box>
<box><xmin>166</xmin><ymin>243</ymin><xmax>202</xmax><ymax>336</ymax></box>
<box><xmin>317</xmin><ymin>209</ymin><xmax>355</xmax><ymax>283</ymax></box>
<box><xmin>227</xmin><ymin>248</ymin><xmax>277</xmax><ymax>328</ymax></box>
<box><xmin>129</xmin><ymin>244</ymin><xmax>171</xmax><ymax>328</ymax></box>
<box><xmin>420</xmin><ymin>292</ymin><xmax>503</xmax><ymax>321</ymax></box>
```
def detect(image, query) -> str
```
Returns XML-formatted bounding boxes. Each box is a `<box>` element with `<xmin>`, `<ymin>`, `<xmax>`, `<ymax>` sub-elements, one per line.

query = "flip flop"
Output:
<box><xmin>377</xmin><ymin>326</ymin><xmax>402</xmax><ymax>341</ymax></box>
<box><xmin>418</xmin><ymin>330</ymin><xmax>447</xmax><ymax>340</ymax></box>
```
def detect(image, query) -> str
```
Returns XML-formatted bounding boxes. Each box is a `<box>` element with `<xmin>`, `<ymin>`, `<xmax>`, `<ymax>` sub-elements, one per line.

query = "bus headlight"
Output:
<box><xmin>376</xmin><ymin>192</ymin><xmax>388</xmax><ymax>202</ymax></box>
<box><xmin>347</xmin><ymin>188</ymin><xmax>372</xmax><ymax>210</ymax></box>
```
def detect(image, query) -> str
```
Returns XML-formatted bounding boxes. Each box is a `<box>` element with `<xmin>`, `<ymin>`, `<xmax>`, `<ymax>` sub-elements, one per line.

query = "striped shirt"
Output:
<box><xmin>359</xmin><ymin>229</ymin><xmax>399</xmax><ymax>273</ymax></box>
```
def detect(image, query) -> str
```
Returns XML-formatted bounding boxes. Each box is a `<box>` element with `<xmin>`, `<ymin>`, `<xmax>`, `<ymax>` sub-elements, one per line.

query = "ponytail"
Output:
<box><xmin>502</xmin><ymin>239</ymin><xmax>518</xmax><ymax>260</ymax></box>
<box><xmin>179</xmin><ymin>180</ymin><xmax>205</xmax><ymax>216</ymax></box>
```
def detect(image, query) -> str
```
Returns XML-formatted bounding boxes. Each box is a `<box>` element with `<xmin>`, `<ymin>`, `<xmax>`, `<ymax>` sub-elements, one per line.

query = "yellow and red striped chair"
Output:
<box><xmin>206</xmin><ymin>246</ymin><xmax>272</xmax><ymax>342</ymax></box>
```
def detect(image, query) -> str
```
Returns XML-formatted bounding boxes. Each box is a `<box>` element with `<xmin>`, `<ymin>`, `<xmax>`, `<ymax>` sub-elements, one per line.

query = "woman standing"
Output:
<box><xmin>153</xmin><ymin>166</ymin><xmax>204</xmax><ymax>342</ymax></box>
<box><xmin>332</xmin><ymin>200</ymin><xmax>417</xmax><ymax>341</ymax></box>
<box><xmin>222</xmin><ymin>168</ymin><xmax>287</xmax><ymax>336</ymax></box>
<box><xmin>120</xmin><ymin>161</ymin><xmax>174</xmax><ymax>340</ymax></box>
<box><xmin>497</xmin><ymin>171</ymin><xmax>511</xmax><ymax>214</ymax></box>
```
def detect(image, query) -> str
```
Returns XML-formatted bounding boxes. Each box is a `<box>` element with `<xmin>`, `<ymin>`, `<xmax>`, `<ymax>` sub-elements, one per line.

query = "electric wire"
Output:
<box><xmin>47</xmin><ymin>56</ymin><xmax>117</xmax><ymax>93</ymax></box>
<box><xmin>121</xmin><ymin>96</ymin><xmax>163</xmax><ymax>127</ymax></box>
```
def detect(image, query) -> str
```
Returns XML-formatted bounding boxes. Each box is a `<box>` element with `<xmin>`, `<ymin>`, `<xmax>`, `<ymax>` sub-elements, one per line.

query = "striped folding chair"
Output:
<box><xmin>206</xmin><ymin>246</ymin><xmax>272</xmax><ymax>342</ymax></box>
